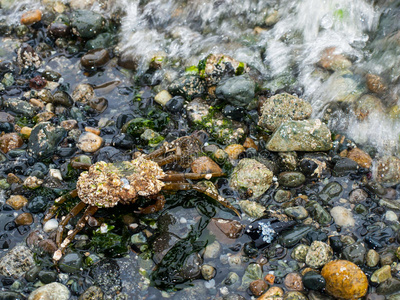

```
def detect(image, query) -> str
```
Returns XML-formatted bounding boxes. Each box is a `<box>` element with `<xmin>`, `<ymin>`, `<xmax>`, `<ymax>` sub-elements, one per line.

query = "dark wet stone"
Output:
<box><xmin>42</xmin><ymin>70</ymin><xmax>62</xmax><ymax>82</ymax></box>
<box><xmin>59</xmin><ymin>252</ymin><xmax>83</xmax><ymax>273</ymax></box>
<box><xmin>274</xmin><ymin>189</ymin><xmax>292</xmax><ymax>203</ymax></box>
<box><xmin>25</xmin><ymin>265</ymin><xmax>41</xmax><ymax>282</ymax></box>
<box><xmin>179</xmin><ymin>253</ymin><xmax>202</xmax><ymax>280</ymax></box>
<box><xmin>53</xmin><ymin>91</ymin><xmax>73</xmax><ymax>107</ymax></box>
<box><xmin>223</xmin><ymin>105</ymin><xmax>246</xmax><ymax>122</ymax></box>
<box><xmin>365</xmin><ymin>225</ymin><xmax>396</xmax><ymax>249</ymax></box>
<box><xmin>94</xmin><ymin>146</ymin><xmax>131</xmax><ymax>163</ymax></box>
<box><xmin>306</xmin><ymin>200</ymin><xmax>332</xmax><ymax>225</ymax></box>
<box><xmin>28</xmin><ymin>122</ymin><xmax>66</xmax><ymax>160</ymax></box>
<box><xmin>0</xmin><ymin>291</ymin><xmax>25</xmax><ymax>300</ymax></box>
<box><xmin>333</xmin><ymin>157</ymin><xmax>359</xmax><ymax>176</ymax></box>
<box><xmin>89</xmin><ymin>97</ymin><xmax>108</xmax><ymax>113</ymax></box>
<box><xmin>0</xmin><ymin>122</ymin><xmax>14</xmax><ymax>133</ymax></box>
<box><xmin>111</xmin><ymin>133</ymin><xmax>135</xmax><ymax>149</ymax></box>
<box><xmin>90</xmin><ymin>259</ymin><xmax>121</xmax><ymax>298</ymax></box>
<box><xmin>302</xmin><ymin>271</ymin><xmax>326</xmax><ymax>291</ymax></box>
<box><xmin>86</xmin><ymin>32</ymin><xmax>116</xmax><ymax>50</ymax></box>
<box><xmin>342</xmin><ymin>242</ymin><xmax>367</xmax><ymax>266</ymax></box>
<box><xmin>38</xmin><ymin>270</ymin><xmax>57</xmax><ymax>284</ymax></box>
<box><xmin>318</xmin><ymin>181</ymin><xmax>343</xmax><ymax>203</ymax></box>
<box><xmin>215</xmin><ymin>74</ymin><xmax>255</xmax><ymax>107</ymax></box>
<box><xmin>166</xmin><ymin>96</ymin><xmax>185</xmax><ymax>113</ymax></box>
<box><xmin>284</xmin><ymin>206</ymin><xmax>308</xmax><ymax>220</ymax></box>
<box><xmin>278</xmin><ymin>225</ymin><xmax>313</xmax><ymax>247</ymax></box>
<box><xmin>48</xmin><ymin>22</ymin><xmax>70</xmax><ymax>37</ymax></box>
<box><xmin>278</xmin><ymin>172</ymin><xmax>306</xmax><ymax>187</ymax></box>
<box><xmin>71</xmin><ymin>10</ymin><xmax>105</xmax><ymax>39</ymax></box>
<box><xmin>3</xmin><ymin>98</ymin><xmax>36</xmax><ymax>117</ymax></box>
<box><xmin>81</xmin><ymin>49</ymin><xmax>110</xmax><ymax>68</ymax></box>
<box><xmin>376</xmin><ymin>277</ymin><xmax>400</xmax><ymax>295</ymax></box>
<box><xmin>168</xmin><ymin>75</ymin><xmax>205</xmax><ymax>100</ymax></box>
<box><xmin>329</xmin><ymin>236</ymin><xmax>343</xmax><ymax>253</ymax></box>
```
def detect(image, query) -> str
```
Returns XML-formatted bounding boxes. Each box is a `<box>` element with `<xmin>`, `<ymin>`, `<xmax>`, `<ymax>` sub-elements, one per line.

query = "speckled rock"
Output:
<box><xmin>366</xmin><ymin>73</ymin><xmax>387</xmax><ymax>94</ymax></box>
<box><xmin>318</xmin><ymin>47</ymin><xmax>352</xmax><ymax>71</ymax></box>
<box><xmin>305</xmin><ymin>241</ymin><xmax>333</xmax><ymax>268</ymax></box>
<box><xmin>374</xmin><ymin>156</ymin><xmax>400</xmax><ymax>186</ymax></box>
<box><xmin>330</xmin><ymin>206</ymin><xmax>355</xmax><ymax>227</ymax></box>
<box><xmin>191</xmin><ymin>156</ymin><xmax>222</xmax><ymax>174</ymax></box>
<box><xmin>28</xmin><ymin>122</ymin><xmax>66</xmax><ymax>160</ymax></box>
<box><xmin>201</xmin><ymin>264</ymin><xmax>216</xmax><ymax>281</ymax></box>
<box><xmin>72</xmin><ymin>84</ymin><xmax>95</xmax><ymax>104</ymax></box>
<box><xmin>79</xmin><ymin>286</ymin><xmax>103</xmax><ymax>300</ymax></box>
<box><xmin>258</xmin><ymin>93</ymin><xmax>312</xmax><ymax>131</ymax></box>
<box><xmin>6</xmin><ymin>195</ymin><xmax>28</xmax><ymax>210</ymax></box>
<box><xmin>257</xmin><ymin>286</ymin><xmax>284</xmax><ymax>300</ymax></box>
<box><xmin>266</xmin><ymin>119</ymin><xmax>332</xmax><ymax>152</ymax></box>
<box><xmin>346</xmin><ymin>148</ymin><xmax>372</xmax><ymax>169</ymax></box>
<box><xmin>239</xmin><ymin>200</ymin><xmax>266</xmax><ymax>218</ymax></box>
<box><xmin>291</xmin><ymin>244</ymin><xmax>309</xmax><ymax>262</ymax></box>
<box><xmin>225</xmin><ymin>144</ymin><xmax>245</xmax><ymax>159</ymax></box>
<box><xmin>28</xmin><ymin>282</ymin><xmax>70</xmax><ymax>300</ymax></box>
<box><xmin>4</xmin><ymin>98</ymin><xmax>36</xmax><ymax>117</ymax></box>
<box><xmin>321</xmin><ymin>260</ymin><xmax>368</xmax><ymax>299</ymax></box>
<box><xmin>249</xmin><ymin>279</ymin><xmax>268</xmax><ymax>297</ymax></box>
<box><xmin>230</xmin><ymin>159</ymin><xmax>273</xmax><ymax>199</ymax></box>
<box><xmin>0</xmin><ymin>133</ymin><xmax>23</xmax><ymax>153</ymax></box>
<box><xmin>215</xmin><ymin>74</ymin><xmax>255</xmax><ymax>107</ymax></box>
<box><xmin>77</xmin><ymin>132</ymin><xmax>103</xmax><ymax>153</ymax></box>
<box><xmin>283</xmin><ymin>292</ymin><xmax>308</xmax><ymax>300</ymax></box>
<box><xmin>284</xmin><ymin>273</ymin><xmax>303</xmax><ymax>291</ymax></box>
<box><xmin>168</xmin><ymin>75</ymin><xmax>205</xmax><ymax>100</ymax></box>
<box><xmin>0</xmin><ymin>244</ymin><xmax>34</xmax><ymax>278</ymax></box>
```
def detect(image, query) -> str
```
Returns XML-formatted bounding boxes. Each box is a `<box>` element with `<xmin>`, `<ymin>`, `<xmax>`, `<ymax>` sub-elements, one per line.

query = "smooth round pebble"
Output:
<box><xmin>43</xmin><ymin>219</ymin><xmax>59</xmax><ymax>233</ymax></box>
<box><xmin>330</xmin><ymin>206</ymin><xmax>355</xmax><ymax>227</ymax></box>
<box><xmin>77</xmin><ymin>132</ymin><xmax>103</xmax><ymax>153</ymax></box>
<box><xmin>28</xmin><ymin>282</ymin><xmax>70</xmax><ymax>300</ymax></box>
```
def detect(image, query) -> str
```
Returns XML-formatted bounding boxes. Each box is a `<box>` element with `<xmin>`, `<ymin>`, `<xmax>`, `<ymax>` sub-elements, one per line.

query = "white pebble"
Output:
<box><xmin>43</xmin><ymin>219</ymin><xmax>59</xmax><ymax>233</ymax></box>
<box><xmin>385</xmin><ymin>210</ymin><xmax>398</xmax><ymax>222</ymax></box>
<box><xmin>204</xmin><ymin>279</ymin><xmax>215</xmax><ymax>289</ymax></box>
<box><xmin>330</xmin><ymin>206</ymin><xmax>355</xmax><ymax>227</ymax></box>
<box><xmin>49</xmin><ymin>169</ymin><xmax>63</xmax><ymax>181</ymax></box>
<box><xmin>179</xmin><ymin>217</ymin><xmax>187</xmax><ymax>224</ymax></box>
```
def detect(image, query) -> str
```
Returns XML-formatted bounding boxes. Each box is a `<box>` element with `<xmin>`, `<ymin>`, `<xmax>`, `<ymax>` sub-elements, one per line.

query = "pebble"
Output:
<box><xmin>243</xmin><ymin>137</ymin><xmax>258</xmax><ymax>150</ymax></box>
<box><xmin>321</xmin><ymin>260</ymin><xmax>368</xmax><ymax>299</ymax></box>
<box><xmin>21</xmin><ymin>9</ymin><xmax>42</xmax><ymax>25</ymax></box>
<box><xmin>349</xmin><ymin>188</ymin><xmax>368</xmax><ymax>203</ymax></box>
<box><xmin>154</xmin><ymin>90</ymin><xmax>172</xmax><ymax>106</ymax></box>
<box><xmin>24</xmin><ymin>176</ymin><xmax>43</xmax><ymax>189</ymax></box>
<box><xmin>15</xmin><ymin>212</ymin><xmax>33</xmax><ymax>225</ymax></box>
<box><xmin>318</xmin><ymin>47</ymin><xmax>352</xmax><ymax>71</ymax></box>
<box><xmin>201</xmin><ymin>264</ymin><xmax>216</xmax><ymax>281</ymax></box>
<box><xmin>85</xmin><ymin>127</ymin><xmax>101</xmax><ymax>136</ymax></box>
<box><xmin>278</xmin><ymin>171</ymin><xmax>305</xmax><ymax>187</ymax></box>
<box><xmin>274</xmin><ymin>189</ymin><xmax>292</xmax><ymax>203</ymax></box>
<box><xmin>291</xmin><ymin>244</ymin><xmax>309</xmax><ymax>262</ymax></box>
<box><xmin>375</xmin><ymin>156</ymin><xmax>400</xmax><ymax>185</ymax></box>
<box><xmin>79</xmin><ymin>286</ymin><xmax>103</xmax><ymax>300</ymax></box>
<box><xmin>77</xmin><ymin>132</ymin><xmax>103</xmax><ymax>152</ymax></box>
<box><xmin>366</xmin><ymin>73</ymin><xmax>387</xmax><ymax>94</ymax></box>
<box><xmin>28</xmin><ymin>282</ymin><xmax>70</xmax><ymax>300</ymax></box>
<box><xmin>385</xmin><ymin>210</ymin><xmax>398</xmax><ymax>222</ymax></box>
<box><xmin>284</xmin><ymin>272</ymin><xmax>303</xmax><ymax>291</ymax></box>
<box><xmin>302</xmin><ymin>271</ymin><xmax>326</xmax><ymax>291</ymax></box>
<box><xmin>6</xmin><ymin>195</ymin><xmax>28</xmax><ymax>210</ymax></box>
<box><xmin>366</xmin><ymin>249</ymin><xmax>380</xmax><ymax>267</ymax></box>
<box><xmin>346</xmin><ymin>148</ymin><xmax>372</xmax><ymax>169</ymax></box>
<box><xmin>81</xmin><ymin>49</ymin><xmax>110</xmax><ymax>68</ymax></box>
<box><xmin>225</xmin><ymin>144</ymin><xmax>245</xmax><ymax>159</ymax></box>
<box><xmin>371</xmin><ymin>265</ymin><xmax>392</xmax><ymax>284</ymax></box>
<box><xmin>203</xmin><ymin>241</ymin><xmax>221</xmax><ymax>259</ymax></box>
<box><xmin>0</xmin><ymin>133</ymin><xmax>23</xmax><ymax>153</ymax></box>
<box><xmin>20</xmin><ymin>126</ymin><xmax>32</xmax><ymax>138</ymax></box>
<box><xmin>61</xmin><ymin>120</ymin><xmax>78</xmax><ymax>130</ymax></box>
<box><xmin>249</xmin><ymin>279</ymin><xmax>268</xmax><ymax>297</ymax></box>
<box><xmin>209</xmin><ymin>218</ymin><xmax>244</xmax><ymax>240</ymax></box>
<box><xmin>72</xmin><ymin>84</ymin><xmax>95</xmax><ymax>104</ymax></box>
<box><xmin>284</xmin><ymin>206</ymin><xmax>308</xmax><ymax>220</ymax></box>
<box><xmin>305</xmin><ymin>241</ymin><xmax>333</xmax><ymax>268</ymax></box>
<box><xmin>239</xmin><ymin>200</ymin><xmax>266</xmax><ymax>218</ymax></box>
<box><xmin>191</xmin><ymin>156</ymin><xmax>222</xmax><ymax>174</ymax></box>
<box><xmin>0</xmin><ymin>245</ymin><xmax>34</xmax><ymax>277</ymax></box>
<box><xmin>330</xmin><ymin>206</ymin><xmax>355</xmax><ymax>227</ymax></box>
<box><xmin>257</xmin><ymin>286</ymin><xmax>284</xmax><ymax>300</ymax></box>
<box><xmin>43</xmin><ymin>219</ymin><xmax>59</xmax><ymax>233</ymax></box>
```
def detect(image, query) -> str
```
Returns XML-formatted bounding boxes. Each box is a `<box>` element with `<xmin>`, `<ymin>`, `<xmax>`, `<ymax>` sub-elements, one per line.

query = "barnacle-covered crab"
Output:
<box><xmin>43</xmin><ymin>131</ymin><xmax>240</xmax><ymax>262</ymax></box>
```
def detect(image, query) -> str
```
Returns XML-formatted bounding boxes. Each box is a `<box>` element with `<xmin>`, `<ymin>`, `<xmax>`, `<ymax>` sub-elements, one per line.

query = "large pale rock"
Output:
<box><xmin>28</xmin><ymin>282</ymin><xmax>70</xmax><ymax>300</ymax></box>
<box><xmin>0</xmin><ymin>245</ymin><xmax>34</xmax><ymax>278</ymax></box>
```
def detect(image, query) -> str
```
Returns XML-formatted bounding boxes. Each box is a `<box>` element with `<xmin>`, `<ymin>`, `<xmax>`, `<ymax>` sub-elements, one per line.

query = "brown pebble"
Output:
<box><xmin>61</xmin><ymin>120</ymin><xmax>78</xmax><ymax>130</ymax></box>
<box><xmin>243</xmin><ymin>137</ymin><xmax>258</xmax><ymax>150</ymax></box>
<box><xmin>34</xmin><ymin>111</ymin><xmax>55</xmax><ymax>123</ymax></box>
<box><xmin>284</xmin><ymin>272</ymin><xmax>303</xmax><ymax>291</ymax></box>
<box><xmin>225</xmin><ymin>144</ymin><xmax>245</xmax><ymax>159</ymax></box>
<box><xmin>85</xmin><ymin>127</ymin><xmax>101</xmax><ymax>136</ymax></box>
<box><xmin>318</xmin><ymin>47</ymin><xmax>351</xmax><ymax>71</ymax></box>
<box><xmin>209</xmin><ymin>218</ymin><xmax>244</xmax><ymax>240</ymax></box>
<box><xmin>0</xmin><ymin>132</ymin><xmax>23</xmax><ymax>153</ymax></box>
<box><xmin>347</xmin><ymin>147</ymin><xmax>372</xmax><ymax>169</ymax></box>
<box><xmin>366</xmin><ymin>73</ymin><xmax>387</xmax><ymax>94</ymax></box>
<box><xmin>264</xmin><ymin>274</ymin><xmax>275</xmax><ymax>285</ymax></box>
<box><xmin>7</xmin><ymin>173</ymin><xmax>22</xmax><ymax>184</ymax></box>
<box><xmin>249</xmin><ymin>279</ymin><xmax>268</xmax><ymax>297</ymax></box>
<box><xmin>0</xmin><ymin>112</ymin><xmax>14</xmax><ymax>123</ymax></box>
<box><xmin>38</xmin><ymin>239</ymin><xmax>57</xmax><ymax>254</ymax></box>
<box><xmin>191</xmin><ymin>156</ymin><xmax>222</xmax><ymax>174</ymax></box>
<box><xmin>81</xmin><ymin>49</ymin><xmax>110</xmax><ymax>68</ymax></box>
<box><xmin>15</xmin><ymin>213</ymin><xmax>34</xmax><ymax>226</ymax></box>
<box><xmin>20</xmin><ymin>127</ymin><xmax>32</xmax><ymax>138</ymax></box>
<box><xmin>257</xmin><ymin>286</ymin><xmax>284</xmax><ymax>300</ymax></box>
<box><xmin>29</xmin><ymin>98</ymin><xmax>45</xmax><ymax>108</ymax></box>
<box><xmin>77</xmin><ymin>132</ymin><xmax>103</xmax><ymax>153</ymax></box>
<box><xmin>21</xmin><ymin>9</ymin><xmax>42</xmax><ymax>25</ymax></box>
<box><xmin>6</xmin><ymin>195</ymin><xmax>28</xmax><ymax>210</ymax></box>
<box><xmin>48</xmin><ymin>22</ymin><xmax>70</xmax><ymax>38</ymax></box>
<box><xmin>26</xmin><ymin>231</ymin><xmax>42</xmax><ymax>248</ymax></box>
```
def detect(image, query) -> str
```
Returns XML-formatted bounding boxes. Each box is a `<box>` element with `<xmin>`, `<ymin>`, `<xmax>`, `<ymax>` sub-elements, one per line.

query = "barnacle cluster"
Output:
<box><xmin>77</xmin><ymin>155</ymin><xmax>165</xmax><ymax>208</ymax></box>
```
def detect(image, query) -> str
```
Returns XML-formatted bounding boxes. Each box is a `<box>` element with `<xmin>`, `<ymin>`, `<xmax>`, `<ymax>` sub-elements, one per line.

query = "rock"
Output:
<box><xmin>208</xmin><ymin>218</ymin><xmax>244</xmax><ymax>240</ymax></box>
<box><xmin>28</xmin><ymin>282</ymin><xmax>70</xmax><ymax>300</ymax></box>
<box><xmin>17</xmin><ymin>44</ymin><xmax>41</xmax><ymax>69</ymax></box>
<box><xmin>191</xmin><ymin>156</ymin><xmax>222</xmax><ymax>174</ymax></box>
<box><xmin>239</xmin><ymin>200</ymin><xmax>266</xmax><ymax>218</ymax></box>
<box><xmin>249</xmin><ymin>279</ymin><xmax>268</xmax><ymax>297</ymax></box>
<box><xmin>201</xmin><ymin>264</ymin><xmax>216</xmax><ymax>281</ymax></box>
<box><xmin>284</xmin><ymin>206</ymin><xmax>308</xmax><ymax>220</ymax></box>
<box><xmin>0</xmin><ymin>245</ymin><xmax>34</xmax><ymax>278</ymax></box>
<box><xmin>4</xmin><ymin>98</ymin><xmax>36</xmax><ymax>117</ymax></box>
<box><xmin>6</xmin><ymin>195</ymin><xmax>28</xmax><ymax>210</ymax></box>
<box><xmin>225</xmin><ymin>144</ymin><xmax>245</xmax><ymax>159</ymax></box>
<box><xmin>305</xmin><ymin>241</ymin><xmax>333</xmax><ymax>269</ymax></box>
<box><xmin>278</xmin><ymin>172</ymin><xmax>305</xmax><ymax>187</ymax></box>
<box><xmin>319</xmin><ymin>181</ymin><xmax>343</xmax><ymax>203</ymax></box>
<box><xmin>0</xmin><ymin>112</ymin><xmax>14</xmax><ymax>123</ymax></box>
<box><xmin>346</xmin><ymin>148</ymin><xmax>372</xmax><ymax>168</ymax></box>
<box><xmin>21</xmin><ymin>10</ymin><xmax>42</xmax><ymax>25</ymax></box>
<box><xmin>154</xmin><ymin>90</ymin><xmax>172</xmax><ymax>106</ymax></box>
<box><xmin>0</xmin><ymin>291</ymin><xmax>26</xmax><ymax>299</ymax></box>
<box><xmin>284</xmin><ymin>273</ymin><xmax>303</xmax><ymax>291</ymax></box>
<box><xmin>79</xmin><ymin>286</ymin><xmax>103</xmax><ymax>300</ymax></box>
<box><xmin>366</xmin><ymin>249</ymin><xmax>380</xmax><ymax>267</ymax></box>
<box><xmin>349</xmin><ymin>188</ymin><xmax>368</xmax><ymax>203</ymax></box>
<box><xmin>243</xmin><ymin>137</ymin><xmax>258</xmax><ymax>150</ymax></box>
<box><xmin>318</xmin><ymin>47</ymin><xmax>352</xmax><ymax>71</ymax></box>
<box><xmin>330</xmin><ymin>206</ymin><xmax>355</xmax><ymax>227</ymax></box>
<box><xmin>203</xmin><ymin>241</ymin><xmax>221</xmax><ymax>259</ymax></box>
<box><xmin>20</xmin><ymin>127</ymin><xmax>32</xmax><ymax>138</ymax></box>
<box><xmin>376</xmin><ymin>277</ymin><xmax>400</xmax><ymax>295</ymax></box>
<box><xmin>86</xmin><ymin>32</ymin><xmax>116</xmax><ymax>50</ymax></box>
<box><xmin>90</xmin><ymin>259</ymin><xmax>122</xmax><ymax>298</ymax></box>
<box><xmin>306</xmin><ymin>201</ymin><xmax>332</xmax><ymax>225</ymax></box>
<box><xmin>215</xmin><ymin>74</ymin><xmax>255</xmax><ymax>107</ymax></box>
<box><xmin>72</xmin><ymin>84</ymin><xmax>95</xmax><ymax>104</ymax></box>
<box><xmin>278</xmin><ymin>225</ymin><xmax>313</xmax><ymax>248</ymax></box>
<box><xmin>48</xmin><ymin>22</ymin><xmax>70</xmax><ymax>38</ymax></box>
<box><xmin>59</xmin><ymin>252</ymin><xmax>83</xmax><ymax>273</ymax></box>
<box><xmin>53</xmin><ymin>91</ymin><xmax>73</xmax><ymax>107</ymax></box>
<box><xmin>321</xmin><ymin>260</ymin><xmax>368</xmax><ymax>299</ymax></box>
<box><xmin>241</xmin><ymin>263</ymin><xmax>262</xmax><ymax>290</ymax></box>
<box><xmin>71</xmin><ymin>10</ymin><xmax>105</xmax><ymax>39</ymax></box>
<box><xmin>43</xmin><ymin>219</ymin><xmax>58</xmax><ymax>233</ymax></box>
<box><xmin>15</xmin><ymin>213</ymin><xmax>33</xmax><ymax>226</ymax></box>
<box><xmin>374</xmin><ymin>156</ymin><xmax>400</xmax><ymax>186</ymax></box>
<box><xmin>291</xmin><ymin>244</ymin><xmax>309</xmax><ymax>262</ymax></box>
<box><xmin>165</xmin><ymin>96</ymin><xmax>185</xmax><ymax>113</ymax></box>
<box><xmin>258</xmin><ymin>93</ymin><xmax>312</xmax><ymax>131</ymax></box>
<box><xmin>230</xmin><ymin>158</ymin><xmax>273</xmax><ymax>199</ymax></box>
<box><xmin>302</xmin><ymin>271</ymin><xmax>326</xmax><ymax>291</ymax></box>
<box><xmin>283</xmin><ymin>292</ymin><xmax>308</xmax><ymax>300</ymax></box>
<box><xmin>366</xmin><ymin>73</ymin><xmax>387</xmax><ymax>94</ymax></box>
<box><xmin>371</xmin><ymin>265</ymin><xmax>392</xmax><ymax>284</ymax></box>
<box><xmin>0</xmin><ymin>133</ymin><xmax>23</xmax><ymax>153</ymax></box>
<box><xmin>28</xmin><ymin>122</ymin><xmax>66</xmax><ymax>160</ymax></box>
<box><xmin>278</xmin><ymin>152</ymin><xmax>297</xmax><ymax>171</ymax></box>
<box><xmin>38</xmin><ymin>270</ymin><xmax>57</xmax><ymax>284</ymax></box>
<box><xmin>342</xmin><ymin>242</ymin><xmax>366</xmax><ymax>266</ymax></box>
<box><xmin>274</xmin><ymin>189</ymin><xmax>292</xmax><ymax>203</ymax></box>
<box><xmin>168</xmin><ymin>75</ymin><xmax>205</xmax><ymax>100</ymax></box>
<box><xmin>257</xmin><ymin>286</ymin><xmax>284</xmax><ymax>300</ymax></box>
<box><xmin>81</xmin><ymin>49</ymin><xmax>110</xmax><ymax>68</ymax></box>
<box><xmin>266</xmin><ymin>119</ymin><xmax>332</xmax><ymax>152</ymax></box>
<box><xmin>353</xmin><ymin>94</ymin><xmax>384</xmax><ymax>121</ymax></box>
<box><xmin>77</xmin><ymin>132</ymin><xmax>103</xmax><ymax>153</ymax></box>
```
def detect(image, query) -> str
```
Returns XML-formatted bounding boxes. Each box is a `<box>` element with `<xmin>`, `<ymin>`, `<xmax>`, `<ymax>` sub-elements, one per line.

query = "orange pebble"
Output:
<box><xmin>85</xmin><ymin>127</ymin><xmax>101</xmax><ymax>136</ymax></box>
<box><xmin>264</xmin><ymin>274</ymin><xmax>275</xmax><ymax>285</ymax></box>
<box><xmin>21</xmin><ymin>10</ymin><xmax>42</xmax><ymax>25</ymax></box>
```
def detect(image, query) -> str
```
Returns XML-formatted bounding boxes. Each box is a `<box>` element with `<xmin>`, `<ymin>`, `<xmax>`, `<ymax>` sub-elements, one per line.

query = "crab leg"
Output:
<box><xmin>53</xmin><ymin>205</ymin><xmax>99</xmax><ymax>262</ymax></box>
<box><xmin>55</xmin><ymin>201</ymin><xmax>87</xmax><ymax>246</ymax></box>
<box><xmin>136</xmin><ymin>194</ymin><xmax>166</xmax><ymax>214</ymax></box>
<box><xmin>163</xmin><ymin>183</ymin><xmax>241</xmax><ymax>217</ymax></box>
<box><xmin>43</xmin><ymin>189</ymin><xmax>78</xmax><ymax>223</ymax></box>
<box><xmin>162</xmin><ymin>173</ymin><xmax>226</xmax><ymax>181</ymax></box>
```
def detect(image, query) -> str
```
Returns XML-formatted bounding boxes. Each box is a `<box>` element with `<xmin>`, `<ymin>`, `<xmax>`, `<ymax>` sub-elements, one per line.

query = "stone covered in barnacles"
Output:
<box><xmin>77</xmin><ymin>155</ymin><xmax>165</xmax><ymax>208</ymax></box>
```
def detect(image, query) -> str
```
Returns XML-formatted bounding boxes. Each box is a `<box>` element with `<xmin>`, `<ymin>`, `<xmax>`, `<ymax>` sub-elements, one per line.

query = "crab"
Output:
<box><xmin>43</xmin><ymin>131</ymin><xmax>240</xmax><ymax>262</ymax></box>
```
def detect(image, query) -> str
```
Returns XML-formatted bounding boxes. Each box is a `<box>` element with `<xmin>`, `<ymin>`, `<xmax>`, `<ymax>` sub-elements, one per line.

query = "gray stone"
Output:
<box><xmin>375</xmin><ymin>156</ymin><xmax>400</xmax><ymax>186</ymax></box>
<box><xmin>3</xmin><ymin>98</ymin><xmax>36</xmax><ymax>117</ymax></box>
<box><xmin>371</xmin><ymin>265</ymin><xmax>392</xmax><ymax>284</ymax></box>
<box><xmin>28</xmin><ymin>122</ymin><xmax>66</xmax><ymax>160</ymax></box>
<box><xmin>285</xmin><ymin>206</ymin><xmax>308</xmax><ymax>220</ymax></box>
<box><xmin>366</xmin><ymin>249</ymin><xmax>379</xmax><ymax>267</ymax></box>
<box><xmin>215</xmin><ymin>74</ymin><xmax>255</xmax><ymax>107</ymax></box>
<box><xmin>306</xmin><ymin>201</ymin><xmax>332</xmax><ymax>225</ymax></box>
<box><xmin>266</xmin><ymin>119</ymin><xmax>332</xmax><ymax>152</ymax></box>
<box><xmin>0</xmin><ymin>244</ymin><xmax>34</xmax><ymax>278</ymax></box>
<box><xmin>278</xmin><ymin>172</ymin><xmax>306</xmax><ymax>187</ymax></box>
<box><xmin>258</xmin><ymin>93</ymin><xmax>312</xmax><ymax>131</ymax></box>
<box><xmin>230</xmin><ymin>159</ymin><xmax>273</xmax><ymax>199</ymax></box>
<box><xmin>71</xmin><ymin>10</ymin><xmax>105</xmax><ymax>39</ymax></box>
<box><xmin>59</xmin><ymin>252</ymin><xmax>83</xmax><ymax>274</ymax></box>
<box><xmin>168</xmin><ymin>75</ymin><xmax>205</xmax><ymax>100</ymax></box>
<box><xmin>239</xmin><ymin>200</ymin><xmax>266</xmax><ymax>218</ymax></box>
<box><xmin>342</xmin><ymin>242</ymin><xmax>366</xmax><ymax>266</ymax></box>
<box><xmin>28</xmin><ymin>282</ymin><xmax>70</xmax><ymax>300</ymax></box>
<box><xmin>241</xmin><ymin>263</ymin><xmax>262</xmax><ymax>290</ymax></box>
